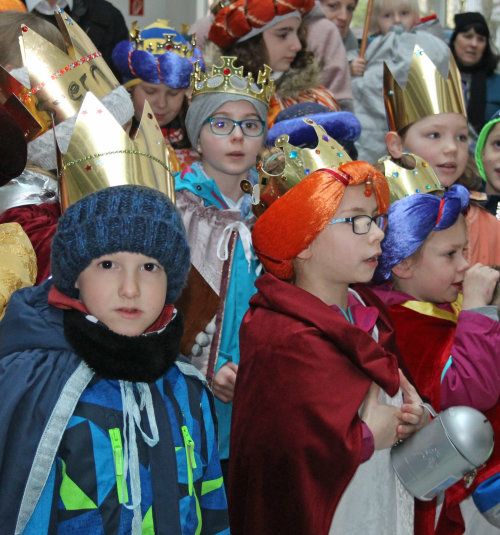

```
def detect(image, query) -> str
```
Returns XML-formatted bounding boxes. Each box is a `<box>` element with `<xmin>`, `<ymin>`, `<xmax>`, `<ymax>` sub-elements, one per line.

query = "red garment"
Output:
<box><xmin>0</xmin><ymin>202</ymin><xmax>60</xmax><ymax>285</ymax></box>
<box><xmin>229</xmin><ymin>274</ymin><xmax>400</xmax><ymax>535</ymax></box>
<box><xmin>388</xmin><ymin>304</ymin><xmax>500</xmax><ymax>535</ymax></box>
<box><xmin>161</xmin><ymin>126</ymin><xmax>200</xmax><ymax>170</ymax></box>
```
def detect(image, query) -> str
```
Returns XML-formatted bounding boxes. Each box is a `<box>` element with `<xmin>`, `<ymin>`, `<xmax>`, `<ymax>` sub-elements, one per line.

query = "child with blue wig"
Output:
<box><xmin>112</xmin><ymin>20</ymin><xmax>204</xmax><ymax>169</ymax></box>
<box><xmin>373</xmin><ymin>184</ymin><xmax>500</xmax><ymax>533</ymax></box>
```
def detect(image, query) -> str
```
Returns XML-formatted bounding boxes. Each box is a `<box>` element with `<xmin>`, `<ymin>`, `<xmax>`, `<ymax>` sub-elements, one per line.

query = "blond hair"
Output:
<box><xmin>370</xmin><ymin>0</ymin><xmax>420</xmax><ymax>34</ymax></box>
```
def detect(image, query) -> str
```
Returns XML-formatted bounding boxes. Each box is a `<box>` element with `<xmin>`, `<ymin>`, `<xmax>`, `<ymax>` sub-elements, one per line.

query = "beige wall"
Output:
<box><xmin>106</xmin><ymin>0</ymin><xmax>208</xmax><ymax>32</ymax></box>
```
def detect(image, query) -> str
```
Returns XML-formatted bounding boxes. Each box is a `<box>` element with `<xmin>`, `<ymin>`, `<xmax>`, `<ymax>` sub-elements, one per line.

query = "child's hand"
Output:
<box><xmin>212</xmin><ymin>361</ymin><xmax>238</xmax><ymax>403</ymax></box>
<box><xmin>462</xmin><ymin>263</ymin><xmax>500</xmax><ymax>309</ymax></box>
<box><xmin>350</xmin><ymin>58</ymin><xmax>367</xmax><ymax>77</ymax></box>
<box><xmin>361</xmin><ymin>382</ymin><xmax>401</xmax><ymax>450</ymax></box>
<box><xmin>397</xmin><ymin>370</ymin><xmax>428</xmax><ymax>440</ymax></box>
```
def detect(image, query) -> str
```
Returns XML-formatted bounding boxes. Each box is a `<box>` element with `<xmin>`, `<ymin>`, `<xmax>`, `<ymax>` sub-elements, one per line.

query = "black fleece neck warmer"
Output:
<box><xmin>63</xmin><ymin>309</ymin><xmax>184</xmax><ymax>383</ymax></box>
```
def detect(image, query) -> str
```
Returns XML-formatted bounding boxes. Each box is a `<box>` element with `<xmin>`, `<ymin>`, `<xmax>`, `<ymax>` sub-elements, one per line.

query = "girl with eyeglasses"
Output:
<box><xmin>174</xmin><ymin>56</ymin><xmax>271</xmax><ymax>483</ymax></box>
<box><xmin>229</xmin><ymin>160</ymin><xmax>426</xmax><ymax>534</ymax></box>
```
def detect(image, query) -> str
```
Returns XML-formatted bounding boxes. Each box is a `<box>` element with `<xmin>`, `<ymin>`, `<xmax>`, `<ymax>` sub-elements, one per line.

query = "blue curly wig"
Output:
<box><xmin>112</xmin><ymin>21</ymin><xmax>204</xmax><ymax>89</ymax></box>
<box><xmin>375</xmin><ymin>185</ymin><xmax>470</xmax><ymax>281</ymax></box>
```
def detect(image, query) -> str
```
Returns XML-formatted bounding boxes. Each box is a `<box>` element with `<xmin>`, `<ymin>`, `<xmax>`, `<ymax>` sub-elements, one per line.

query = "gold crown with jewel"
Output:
<box><xmin>384</xmin><ymin>45</ymin><xmax>467</xmax><ymax>133</ymax></box>
<box><xmin>129</xmin><ymin>20</ymin><xmax>197</xmax><ymax>59</ymax></box>
<box><xmin>242</xmin><ymin>118</ymin><xmax>352</xmax><ymax>215</ymax></box>
<box><xmin>190</xmin><ymin>56</ymin><xmax>274</xmax><ymax>105</ymax></box>
<box><xmin>0</xmin><ymin>7</ymin><xmax>119</xmax><ymax>140</ymax></box>
<box><xmin>58</xmin><ymin>92</ymin><xmax>174</xmax><ymax>212</ymax></box>
<box><xmin>378</xmin><ymin>152</ymin><xmax>445</xmax><ymax>203</ymax></box>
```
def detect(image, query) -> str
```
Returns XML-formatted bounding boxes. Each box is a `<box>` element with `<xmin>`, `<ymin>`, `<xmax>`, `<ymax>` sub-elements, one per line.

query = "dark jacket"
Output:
<box><xmin>0</xmin><ymin>281</ymin><xmax>229</xmax><ymax>534</ymax></box>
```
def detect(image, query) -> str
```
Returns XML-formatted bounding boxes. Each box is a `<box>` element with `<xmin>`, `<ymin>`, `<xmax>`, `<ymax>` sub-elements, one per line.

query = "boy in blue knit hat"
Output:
<box><xmin>0</xmin><ymin>185</ymin><xmax>230</xmax><ymax>535</ymax></box>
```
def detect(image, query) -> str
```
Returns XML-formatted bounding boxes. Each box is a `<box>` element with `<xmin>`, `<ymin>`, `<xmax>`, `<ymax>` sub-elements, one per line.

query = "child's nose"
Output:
<box><xmin>119</xmin><ymin>273</ymin><xmax>140</xmax><ymax>298</ymax></box>
<box><xmin>157</xmin><ymin>94</ymin><xmax>168</xmax><ymax>108</ymax></box>
<box><xmin>368</xmin><ymin>222</ymin><xmax>385</xmax><ymax>242</ymax></box>
<box><xmin>457</xmin><ymin>254</ymin><xmax>470</xmax><ymax>273</ymax></box>
<box><xmin>290</xmin><ymin>33</ymin><xmax>302</xmax><ymax>52</ymax></box>
<box><xmin>337</xmin><ymin>8</ymin><xmax>348</xmax><ymax>21</ymax></box>
<box><xmin>230</xmin><ymin>123</ymin><xmax>245</xmax><ymax>140</ymax></box>
<box><xmin>442</xmin><ymin>135</ymin><xmax>458</xmax><ymax>154</ymax></box>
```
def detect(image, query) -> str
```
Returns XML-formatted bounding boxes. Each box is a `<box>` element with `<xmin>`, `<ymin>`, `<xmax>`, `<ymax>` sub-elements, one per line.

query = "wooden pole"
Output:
<box><xmin>359</xmin><ymin>0</ymin><xmax>374</xmax><ymax>59</ymax></box>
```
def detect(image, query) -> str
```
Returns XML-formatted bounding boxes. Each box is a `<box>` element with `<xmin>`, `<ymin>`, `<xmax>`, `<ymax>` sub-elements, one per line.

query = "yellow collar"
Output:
<box><xmin>400</xmin><ymin>294</ymin><xmax>462</xmax><ymax>324</ymax></box>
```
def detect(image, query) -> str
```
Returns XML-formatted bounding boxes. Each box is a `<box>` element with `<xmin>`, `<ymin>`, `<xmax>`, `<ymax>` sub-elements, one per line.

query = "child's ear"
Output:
<box><xmin>392</xmin><ymin>258</ymin><xmax>414</xmax><ymax>279</ymax></box>
<box><xmin>296</xmin><ymin>244</ymin><xmax>313</xmax><ymax>260</ymax></box>
<box><xmin>385</xmin><ymin>131</ymin><xmax>404</xmax><ymax>159</ymax></box>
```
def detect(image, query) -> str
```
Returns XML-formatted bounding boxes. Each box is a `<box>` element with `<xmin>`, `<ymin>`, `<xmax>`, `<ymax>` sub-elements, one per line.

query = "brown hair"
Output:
<box><xmin>222</xmin><ymin>21</ymin><xmax>313</xmax><ymax>80</ymax></box>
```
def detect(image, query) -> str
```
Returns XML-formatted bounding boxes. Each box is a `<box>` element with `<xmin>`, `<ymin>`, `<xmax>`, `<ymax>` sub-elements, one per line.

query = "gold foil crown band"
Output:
<box><xmin>244</xmin><ymin>119</ymin><xmax>352</xmax><ymax>215</ymax></box>
<box><xmin>384</xmin><ymin>45</ymin><xmax>467</xmax><ymax>133</ymax></box>
<box><xmin>129</xmin><ymin>20</ymin><xmax>197</xmax><ymax>59</ymax></box>
<box><xmin>58</xmin><ymin>92</ymin><xmax>174</xmax><ymax>212</ymax></box>
<box><xmin>0</xmin><ymin>7</ymin><xmax>118</xmax><ymax>139</ymax></box>
<box><xmin>190</xmin><ymin>56</ymin><xmax>274</xmax><ymax>106</ymax></box>
<box><xmin>378</xmin><ymin>152</ymin><xmax>445</xmax><ymax>203</ymax></box>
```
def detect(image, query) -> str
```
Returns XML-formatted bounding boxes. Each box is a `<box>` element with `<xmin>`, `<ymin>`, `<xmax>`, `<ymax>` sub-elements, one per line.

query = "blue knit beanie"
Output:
<box><xmin>51</xmin><ymin>185</ymin><xmax>190</xmax><ymax>303</ymax></box>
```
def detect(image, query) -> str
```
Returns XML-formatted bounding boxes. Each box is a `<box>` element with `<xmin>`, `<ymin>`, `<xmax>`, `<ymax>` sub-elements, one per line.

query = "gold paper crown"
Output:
<box><xmin>129</xmin><ymin>20</ymin><xmax>197</xmax><ymax>59</ymax></box>
<box><xmin>243</xmin><ymin>118</ymin><xmax>352</xmax><ymax>215</ymax></box>
<box><xmin>58</xmin><ymin>92</ymin><xmax>174</xmax><ymax>212</ymax></box>
<box><xmin>0</xmin><ymin>7</ymin><xmax>118</xmax><ymax>139</ymax></box>
<box><xmin>190</xmin><ymin>56</ymin><xmax>274</xmax><ymax>106</ymax></box>
<box><xmin>378</xmin><ymin>152</ymin><xmax>444</xmax><ymax>203</ymax></box>
<box><xmin>384</xmin><ymin>45</ymin><xmax>466</xmax><ymax>133</ymax></box>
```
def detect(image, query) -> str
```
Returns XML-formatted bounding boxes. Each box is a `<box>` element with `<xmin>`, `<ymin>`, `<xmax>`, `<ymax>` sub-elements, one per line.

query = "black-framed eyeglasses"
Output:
<box><xmin>203</xmin><ymin>116</ymin><xmax>266</xmax><ymax>137</ymax></box>
<box><xmin>329</xmin><ymin>214</ymin><xmax>388</xmax><ymax>235</ymax></box>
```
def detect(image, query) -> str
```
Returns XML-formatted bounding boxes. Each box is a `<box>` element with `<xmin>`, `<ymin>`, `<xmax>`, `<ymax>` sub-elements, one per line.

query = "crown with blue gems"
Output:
<box><xmin>384</xmin><ymin>45</ymin><xmax>466</xmax><ymax>132</ymax></box>
<box><xmin>58</xmin><ymin>92</ymin><xmax>175</xmax><ymax>212</ymax></box>
<box><xmin>0</xmin><ymin>7</ymin><xmax>118</xmax><ymax>139</ymax></box>
<box><xmin>243</xmin><ymin>118</ymin><xmax>351</xmax><ymax>215</ymax></box>
<box><xmin>378</xmin><ymin>152</ymin><xmax>444</xmax><ymax>203</ymax></box>
<box><xmin>190</xmin><ymin>56</ymin><xmax>274</xmax><ymax>105</ymax></box>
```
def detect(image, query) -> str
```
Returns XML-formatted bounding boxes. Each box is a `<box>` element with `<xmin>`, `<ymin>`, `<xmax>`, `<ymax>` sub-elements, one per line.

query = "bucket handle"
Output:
<box><xmin>419</xmin><ymin>402</ymin><xmax>438</xmax><ymax>418</ymax></box>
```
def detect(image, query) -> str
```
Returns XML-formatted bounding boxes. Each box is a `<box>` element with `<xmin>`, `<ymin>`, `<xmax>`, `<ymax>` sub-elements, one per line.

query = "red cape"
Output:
<box><xmin>389</xmin><ymin>304</ymin><xmax>500</xmax><ymax>535</ymax></box>
<box><xmin>228</xmin><ymin>274</ymin><xmax>400</xmax><ymax>534</ymax></box>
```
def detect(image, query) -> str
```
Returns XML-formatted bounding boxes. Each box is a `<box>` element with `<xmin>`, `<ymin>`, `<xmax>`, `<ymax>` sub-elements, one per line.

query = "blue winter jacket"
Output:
<box><xmin>0</xmin><ymin>281</ymin><xmax>230</xmax><ymax>535</ymax></box>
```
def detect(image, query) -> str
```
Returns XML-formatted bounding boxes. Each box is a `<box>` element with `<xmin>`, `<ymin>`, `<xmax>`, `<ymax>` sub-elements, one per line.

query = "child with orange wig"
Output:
<box><xmin>228</xmin><ymin>160</ymin><xmax>426</xmax><ymax>534</ymax></box>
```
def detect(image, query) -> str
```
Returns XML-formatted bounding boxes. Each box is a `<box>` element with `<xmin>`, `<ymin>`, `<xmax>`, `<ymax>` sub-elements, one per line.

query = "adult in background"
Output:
<box><xmin>319</xmin><ymin>0</ymin><xmax>367</xmax><ymax>77</ymax></box>
<box><xmin>450</xmin><ymin>12</ymin><xmax>500</xmax><ymax>133</ymax></box>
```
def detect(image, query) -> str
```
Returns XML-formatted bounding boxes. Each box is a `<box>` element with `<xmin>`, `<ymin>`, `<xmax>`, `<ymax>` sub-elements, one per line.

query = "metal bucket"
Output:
<box><xmin>391</xmin><ymin>404</ymin><xmax>494</xmax><ymax>501</ymax></box>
